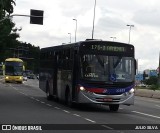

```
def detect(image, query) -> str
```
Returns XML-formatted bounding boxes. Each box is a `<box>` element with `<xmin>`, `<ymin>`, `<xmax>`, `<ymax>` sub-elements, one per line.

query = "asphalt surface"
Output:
<box><xmin>0</xmin><ymin>78</ymin><xmax>160</xmax><ymax>133</ymax></box>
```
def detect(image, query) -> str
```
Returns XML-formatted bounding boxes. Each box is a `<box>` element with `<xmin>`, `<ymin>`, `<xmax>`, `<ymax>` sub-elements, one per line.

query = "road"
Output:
<box><xmin>0</xmin><ymin>78</ymin><xmax>160</xmax><ymax>133</ymax></box>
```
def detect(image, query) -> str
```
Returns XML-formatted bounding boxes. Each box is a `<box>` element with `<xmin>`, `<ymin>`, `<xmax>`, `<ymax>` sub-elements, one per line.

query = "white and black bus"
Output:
<box><xmin>39</xmin><ymin>39</ymin><xmax>136</xmax><ymax>111</ymax></box>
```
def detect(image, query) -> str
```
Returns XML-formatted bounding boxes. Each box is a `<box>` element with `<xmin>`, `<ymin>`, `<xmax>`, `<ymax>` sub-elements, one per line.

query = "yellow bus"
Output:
<box><xmin>4</xmin><ymin>58</ymin><xmax>24</xmax><ymax>83</ymax></box>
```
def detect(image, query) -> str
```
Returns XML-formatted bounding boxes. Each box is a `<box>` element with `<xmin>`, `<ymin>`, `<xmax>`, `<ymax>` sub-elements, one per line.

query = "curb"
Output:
<box><xmin>135</xmin><ymin>89</ymin><xmax>160</xmax><ymax>99</ymax></box>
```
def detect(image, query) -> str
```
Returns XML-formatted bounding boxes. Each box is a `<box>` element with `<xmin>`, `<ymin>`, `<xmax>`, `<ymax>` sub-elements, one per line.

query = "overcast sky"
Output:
<box><xmin>12</xmin><ymin>0</ymin><xmax>160</xmax><ymax>72</ymax></box>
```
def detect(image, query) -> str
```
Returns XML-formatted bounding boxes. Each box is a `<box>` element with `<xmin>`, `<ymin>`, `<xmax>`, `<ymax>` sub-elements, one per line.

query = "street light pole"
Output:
<box><xmin>110</xmin><ymin>37</ymin><xmax>116</xmax><ymax>41</ymax></box>
<box><xmin>68</xmin><ymin>33</ymin><xmax>71</xmax><ymax>43</ymax></box>
<box><xmin>92</xmin><ymin>0</ymin><xmax>96</xmax><ymax>39</ymax></box>
<box><xmin>73</xmin><ymin>19</ymin><xmax>77</xmax><ymax>42</ymax></box>
<box><xmin>127</xmin><ymin>24</ymin><xmax>134</xmax><ymax>44</ymax></box>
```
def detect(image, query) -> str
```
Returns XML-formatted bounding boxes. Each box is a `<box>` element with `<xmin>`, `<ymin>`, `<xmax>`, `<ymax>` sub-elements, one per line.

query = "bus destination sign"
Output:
<box><xmin>91</xmin><ymin>45</ymin><xmax>126</xmax><ymax>52</ymax></box>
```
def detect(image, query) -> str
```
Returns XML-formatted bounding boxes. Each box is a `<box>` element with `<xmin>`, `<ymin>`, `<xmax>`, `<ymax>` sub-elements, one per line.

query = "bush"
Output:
<box><xmin>149</xmin><ymin>84</ymin><xmax>160</xmax><ymax>91</ymax></box>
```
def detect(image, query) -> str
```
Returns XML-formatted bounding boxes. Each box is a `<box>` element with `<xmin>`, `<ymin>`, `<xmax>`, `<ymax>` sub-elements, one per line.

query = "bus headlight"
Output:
<box><xmin>80</xmin><ymin>86</ymin><xmax>85</xmax><ymax>91</ymax></box>
<box><xmin>19</xmin><ymin>77</ymin><xmax>22</xmax><ymax>80</ymax></box>
<box><xmin>5</xmin><ymin>76</ymin><xmax>9</xmax><ymax>79</ymax></box>
<box><xmin>129</xmin><ymin>88</ymin><xmax>135</xmax><ymax>94</ymax></box>
<box><xmin>77</xmin><ymin>85</ymin><xmax>86</xmax><ymax>92</ymax></box>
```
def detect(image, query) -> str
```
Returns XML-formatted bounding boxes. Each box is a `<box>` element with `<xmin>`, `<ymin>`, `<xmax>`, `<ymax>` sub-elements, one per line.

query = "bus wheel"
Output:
<box><xmin>46</xmin><ymin>84</ymin><xmax>52</xmax><ymax>100</ymax></box>
<box><xmin>109</xmin><ymin>104</ymin><xmax>119</xmax><ymax>111</ymax></box>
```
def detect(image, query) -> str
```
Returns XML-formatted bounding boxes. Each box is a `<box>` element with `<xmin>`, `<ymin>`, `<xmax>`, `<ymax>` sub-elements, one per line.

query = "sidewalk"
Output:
<box><xmin>135</xmin><ymin>88</ymin><xmax>160</xmax><ymax>99</ymax></box>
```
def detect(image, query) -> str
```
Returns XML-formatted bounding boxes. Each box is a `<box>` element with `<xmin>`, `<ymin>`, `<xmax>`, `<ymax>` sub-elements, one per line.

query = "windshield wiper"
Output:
<box><xmin>113</xmin><ymin>57</ymin><xmax>122</xmax><ymax>68</ymax></box>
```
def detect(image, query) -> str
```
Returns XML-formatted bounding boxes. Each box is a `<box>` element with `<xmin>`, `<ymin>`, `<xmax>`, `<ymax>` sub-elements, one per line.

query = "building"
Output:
<box><xmin>135</xmin><ymin>69</ymin><xmax>158</xmax><ymax>85</ymax></box>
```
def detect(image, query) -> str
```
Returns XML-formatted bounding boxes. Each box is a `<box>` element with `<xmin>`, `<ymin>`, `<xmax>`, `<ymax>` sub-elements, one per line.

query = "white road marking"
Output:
<box><xmin>136</xmin><ymin>97</ymin><xmax>160</xmax><ymax>103</ymax></box>
<box><xmin>19</xmin><ymin>92</ymin><xmax>25</xmax><ymax>95</ymax></box>
<box><xmin>46</xmin><ymin>104</ymin><xmax>52</xmax><ymax>107</ymax></box>
<box><xmin>40</xmin><ymin>101</ymin><xmax>45</xmax><ymax>104</ymax></box>
<box><xmin>54</xmin><ymin>107</ymin><xmax>60</xmax><ymax>110</ymax></box>
<box><xmin>84</xmin><ymin>118</ymin><xmax>96</xmax><ymax>123</ymax></box>
<box><xmin>63</xmin><ymin>110</ymin><xmax>70</xmax><ymax>113</ymax></box>
<box><xmin>73</xmin><ymin>114</ymin><xmax>81</xmax><ymax>117</ymax></box>
<box><xmin>12</xmin><ymin>87</ymin><xmax>18</xmax><ymax>90</ymax></box>
<box><xmin>101</xmin><ymin>125</ymin><xmax>124</xmax><ymax>133</ymax></box>
<box><xmin>14</xmin><ymin>88</ymin><xmax>18</xmax><ymax>90</ymax></box>
<box><xmin>101</xmin><ymin>125</ymin><xmax>113</xmax><ymax>130</ymax></box>
<box><xmin>23</xmin><ymin>93</ymin><xmax>28</xmax><ymax>96</ymax></box>
<box><xmin>30</xmin><ymin>97</ymin><xmax>35</xmax><ymax>100</ymax></box>
<box><xmin>35</xmin><ymin>99</ymin><xmax>40</xmax><ymax>102</ymax></box>
<box><xmin>155</xmin><ymin>105</ymin><xmax>160</xmax><ymax>108</ymax></box>
<box><xmin>132</xmin><ymin>111</ymin><xmax>160</xmax><ymax>119</ymax></box>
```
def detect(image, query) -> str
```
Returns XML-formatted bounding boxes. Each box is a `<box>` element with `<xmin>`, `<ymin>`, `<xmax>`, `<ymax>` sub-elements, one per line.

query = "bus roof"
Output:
<box><xmin>5</xmin><ymin>58</ymin><xmax>23</xmax><ymax>62</ymax></box>
<box><xmin>41</xmin><ymin>40</ymin><xmax>134</xmax><ymax>52</ymax></box>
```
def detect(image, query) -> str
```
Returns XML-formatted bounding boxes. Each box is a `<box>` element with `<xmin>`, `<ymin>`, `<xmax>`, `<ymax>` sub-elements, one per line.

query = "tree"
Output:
<box><xmin>0</xmin><ymin>0</ymin><xmax>15</xmax><ymax>12</ymax></box>
<box><xmin>144</xmin><ymin>76</ymin><xmax>158</xmax><ymax>85</ymax></box>
<box><xmin>0</xmin><ymin>0</ymin><xmax>19</xmax><ymax>62</ymax></box>
<box><xmin>0</xmin><ymin>0</ymin><xmax>16</xmax><ymax>19</ymax></box>
<box><xmin>0</xmin><ymin>0</ymin><xmax>40</xmax><ymax>72</ymax></box>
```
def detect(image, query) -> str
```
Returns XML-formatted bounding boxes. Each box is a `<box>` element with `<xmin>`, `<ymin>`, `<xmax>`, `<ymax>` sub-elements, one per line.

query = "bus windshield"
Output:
<box><xmin>5</xmin><ymin>62</ymin><xmax>23</xmax><ymax>76</ymax></box>
<box><xmin>80</xmin><ymin>54</ymin><xmax>135</xmax><ymax>82</ymax></box>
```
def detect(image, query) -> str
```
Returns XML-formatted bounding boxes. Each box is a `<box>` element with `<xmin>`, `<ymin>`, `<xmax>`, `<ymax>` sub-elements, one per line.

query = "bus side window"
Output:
<box><xmin>57</xmin><ymin>51</ymin><xmax>63</xmax><ymax>69</ymax></box>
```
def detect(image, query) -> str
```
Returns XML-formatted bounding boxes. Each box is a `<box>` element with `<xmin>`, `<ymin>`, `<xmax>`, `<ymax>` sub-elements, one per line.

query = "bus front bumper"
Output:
<box><xmin>5</xmin><ymin>76</ymin><xmax>23</xmax><ymax>82</ymax></box>
<box><xmin>77</xmin><ymin>90</ymin><xmax>135</xmax><ymax>105</ymax></box>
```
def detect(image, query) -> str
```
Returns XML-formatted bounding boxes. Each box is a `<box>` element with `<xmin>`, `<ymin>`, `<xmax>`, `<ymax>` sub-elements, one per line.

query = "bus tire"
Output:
<box><xmin>46</xmin><ymin>83</ymin><xmax>52</xmax><ymax>100</ymax></box>
<box><xmin>109</xmin><ymin>104</ymin><xmax>119</xmax><ymax>111</ymax></box>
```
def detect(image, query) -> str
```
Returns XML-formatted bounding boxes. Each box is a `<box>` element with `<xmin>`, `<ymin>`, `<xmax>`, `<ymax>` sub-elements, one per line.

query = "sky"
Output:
<box><xmin>12</xmin><ymin>0</ymin><xmax>160</xmax><ymax>72</ymax></box>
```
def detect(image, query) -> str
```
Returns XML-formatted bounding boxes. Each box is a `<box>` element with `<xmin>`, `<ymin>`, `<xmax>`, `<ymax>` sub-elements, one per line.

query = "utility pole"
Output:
<box><xmin>158</xmin><ymin>52</ymin><xmax>160</xmax><ymax>88</ymax></box>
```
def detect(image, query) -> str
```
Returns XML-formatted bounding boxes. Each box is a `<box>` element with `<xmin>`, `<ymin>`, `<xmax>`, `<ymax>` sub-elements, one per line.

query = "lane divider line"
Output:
<box><xmin>7</xmin><ymin>84</ymin><xmax>101</xmax><ymax>125</ymax></box>
<box><xmin>101</xmin><ymin>125</ymin><xmax>113</xmax><ymax>130</ymax></box>
<box><xmin>73</xmin><ymin>114</ymin><xmax>81</xmax><ymax>117</ymax></box>
<box><xmin>35</xmin><ymin>99</ymin><xmax>40</xmax><ymax>102</ymax></box>
<box><xmin>132</xmin><ymin>110</ymin><xmax>160</xmax><ymax>119</ymax></box>
<box><xmin>63</xmin><ymin>110</ymin><xmax>70</xmax><ymax>113</ymax></box>
<box><xmin>30</xmin><ymin>97</ymin><xmax>35</xmax><ymax>100</ymax></box>
<box><xmin>155</xmin><ymin>105</ymin><xmax>160</xmax><ymax>108</ymax></box>
<box><xmin>54</xmin><ymin>107</ymin><xmax>60</xmax><ymax>110</ymax></box>
<box><xmin>46</xmin><ymin>104</ymin><xmax>52</xmax><ymax>107</ymax></box>
<box><xmin>84</xmin><ymin>118</ymin><xmax>96</xmax><ymax>123</ymax></box>
<box><xmin>40</xmin><ymin>101</ymin><xmax>45</xmax><ymax>104</ymax></box>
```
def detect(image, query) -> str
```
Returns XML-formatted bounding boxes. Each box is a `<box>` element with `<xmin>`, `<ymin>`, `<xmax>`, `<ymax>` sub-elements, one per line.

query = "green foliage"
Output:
<box><xmin>0</xmin><ymin>0</ymin><xmax>40</xmax><ymax>73</ymax></box>
<box><xmin>143</xmin><ymin>76</ymin><xmax>160</xmax><ymax>91</ymax></box>
<box><xmin>150</xmin><ymin>84</ymin><xmax>160</xmax><ymax>91</ymax></box>
<box><xmin>144</xmin><ymin>76</ymin><xmax>158</xmax><ymax>85</ymax></box>
<box><xmin>0</xmin><ymin>0</ymin><xmax>19</xmax><ymax>62</ymax></box>
<box><xmin>0</xmin><ymin>0</ymin><xmax>16</xmax><ymax>16</ymax></box>
<box><xmin>22</xmin><ymin>42</ymin><xmax>40</xmax><ymax>73</ymax></box>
